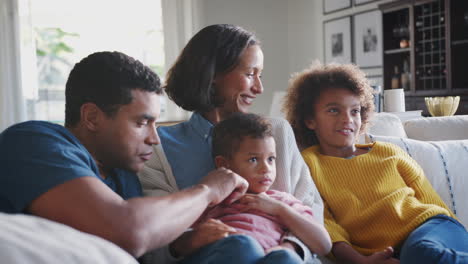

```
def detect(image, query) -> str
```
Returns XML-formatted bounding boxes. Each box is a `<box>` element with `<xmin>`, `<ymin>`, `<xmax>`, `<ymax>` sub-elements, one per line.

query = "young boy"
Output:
<box><xmin>283</xmin><ymin>62</ymin><xmax>468</xmax><ymax>264</ymax></box>
<box><xmin>195</xmin><ymin>113</ymin><xmax>331</xmax><ymax>261</ymax></box>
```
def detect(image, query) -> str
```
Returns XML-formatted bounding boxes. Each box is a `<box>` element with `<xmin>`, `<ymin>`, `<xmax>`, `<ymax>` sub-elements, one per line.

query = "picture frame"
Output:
<box><xmin>353</xmin><ymin>9</ymin><xmax>383</xmax><ymax>68</ymax></box>
<box><xmin>353</xmin><ymin>0</ymin><xmax>380</xmax><ymax>6</ymax></box>
<box><xmin>367</xmin><ymin>75</ymin><xmax>384</xmax><ymax>112</ymax></box>
<box><xmin>323</xmin><ymin>0</ymin><xmax>351</xmax><ymax>14</ymax></box>
<box><xmin>324</xmin><ymin>16</ymin><xmax>353</xmax><ymax>64</ymax></box>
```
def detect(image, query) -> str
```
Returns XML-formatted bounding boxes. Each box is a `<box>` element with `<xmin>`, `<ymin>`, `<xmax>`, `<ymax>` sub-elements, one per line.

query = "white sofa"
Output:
<box><xmin>1</xmin><ymin>114</ymin><xmax>466</xmax><ymax>264</ymax></box>
<box><xmin>321</xmin><ymin>113</ymin><xmax>468</xmax><ymax>263</ymax></box>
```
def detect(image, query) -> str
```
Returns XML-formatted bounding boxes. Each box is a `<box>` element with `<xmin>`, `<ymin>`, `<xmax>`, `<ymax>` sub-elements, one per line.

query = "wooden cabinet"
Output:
<box><xmin>380</xmin><ymin>0</ymin><xmax>468</xmax><ymax>115</ymax></box>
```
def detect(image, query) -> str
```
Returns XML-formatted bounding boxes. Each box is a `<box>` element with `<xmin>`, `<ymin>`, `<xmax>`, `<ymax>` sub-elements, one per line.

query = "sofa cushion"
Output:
<box><xmin>0</xmin><ymin>213</ymin><xmax>137</xmax><ymax>264</ymax></box>
<box><xmin>404</xmin><ymin>115</ymin><xmax>468</xmax><ymax>141</ymax></box>
<box><xmin>367</xmin><ymin>135</ymin><xmax>468</xmax><ymax>227</ymax></box>
<box><xmin>368</xmin><ymin>112</ymin><xmax>408</xmax><ymax>138</ymax></box>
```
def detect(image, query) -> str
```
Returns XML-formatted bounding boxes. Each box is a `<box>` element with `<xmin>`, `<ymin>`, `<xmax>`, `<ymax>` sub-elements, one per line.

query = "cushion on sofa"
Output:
<box><xmin>368</xmin><ymin>112</ymin><xmax>408</xmax><ymax>138</ymax></box>
<box><xmin>404</xmin><ymin>115</ymin><xmax>468</xmax><ymax>141</ymax></box>
<box><xmin>0</xmin><ymin>213</ymin><xmax>137</xmax><ymax>264</ymax></box>
<box><xmin>367</xmin><ymin>135</ymin><xmax>468</xmax><ymax>228</ymax></box>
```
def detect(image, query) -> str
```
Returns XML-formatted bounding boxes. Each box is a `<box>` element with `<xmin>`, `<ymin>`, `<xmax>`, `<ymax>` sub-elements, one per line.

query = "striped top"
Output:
<box><xmin>302</xmin><ymin>142</ymin><xmax>454</xmax><ymax>255</ymax></box>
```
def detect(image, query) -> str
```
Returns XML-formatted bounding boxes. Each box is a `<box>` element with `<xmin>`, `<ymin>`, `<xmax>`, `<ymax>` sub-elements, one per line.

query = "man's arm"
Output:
<box><xmin>28</xmin><ymin>168</ymin><xmax>247</xmax><ymax>258</ymax></box>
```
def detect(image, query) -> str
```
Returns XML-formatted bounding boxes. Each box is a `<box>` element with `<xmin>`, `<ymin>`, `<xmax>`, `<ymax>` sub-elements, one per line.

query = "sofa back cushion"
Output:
<box><xmin>404</xmin><ymin>115</ymin><xmax>468</xmax><ymax>141</ymax></box>
<box><xmin>367</xmin><ymin>135</ymin><xmax>468</xmax><ymax>228</ymax></box>
<box><xmin>368</xmin><ymin>112</ymin><xmax>408</xmax><ymax>138</ymax></box>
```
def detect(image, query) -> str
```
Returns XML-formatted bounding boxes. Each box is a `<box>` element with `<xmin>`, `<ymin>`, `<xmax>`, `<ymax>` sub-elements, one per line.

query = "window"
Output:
<box><xmin>28</xmin><ymin>0</ymin><xmax>165</xmax><ymax>123</ymax></box>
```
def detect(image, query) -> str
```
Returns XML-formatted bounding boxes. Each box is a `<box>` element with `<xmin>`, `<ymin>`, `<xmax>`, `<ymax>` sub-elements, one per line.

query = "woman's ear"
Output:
<box><xmin>304</xmin><ymin>118</ymin><xmax>317</xmax><ymax>130</ymax></box>
<box><xmin>214</xmin><ymin>156</ymin><xmax>229</xmax><ymax>169</ymax></box>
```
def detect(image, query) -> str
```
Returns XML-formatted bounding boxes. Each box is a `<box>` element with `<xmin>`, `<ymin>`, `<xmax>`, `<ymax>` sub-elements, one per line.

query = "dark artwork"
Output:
<box><xmin>363</xmin><ymin>28</ymin><xmax>377</xmax><ymax>52</ymax></box>
<box><xmin>332</xmin><ymin>33</ymin><xmax>343</xmax><ymax>57</ymax></box>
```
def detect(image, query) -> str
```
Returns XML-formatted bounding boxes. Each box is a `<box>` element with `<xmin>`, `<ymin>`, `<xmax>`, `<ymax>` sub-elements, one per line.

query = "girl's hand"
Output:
<box><xmin>363</xmin><ymin>247</ymin><xmax>400</xmax><ymax>264</ymax></box>
<box><xmin>238</xmin><ymin>193</ymin><xmax>285</xmax><ymax>215</ymax></box>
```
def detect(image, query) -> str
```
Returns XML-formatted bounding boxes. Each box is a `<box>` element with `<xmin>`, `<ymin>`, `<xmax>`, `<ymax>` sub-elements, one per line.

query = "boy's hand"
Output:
<box><xmin>238</xmin><ymin>193</ymin><xmax>285</xmax><ymax>215</ymax></box>
<box><xmin>265</xmin><ymin>241</ymin><xmax>297</xmax><ymax>254</ymax></box>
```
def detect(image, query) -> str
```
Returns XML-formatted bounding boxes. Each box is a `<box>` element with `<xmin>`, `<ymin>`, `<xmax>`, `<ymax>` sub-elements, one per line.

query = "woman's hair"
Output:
<box><xmin>212</xmin><ymin>113</ymin><xmax>272</xmax><ymax>159</ymax></box>
<box><xmin>65</xmin><ymin>51</ymin><xmax>161</xmax><ymax>127</ymax></box>
<box><xmin>164</xmin><ymin>24</ymin><xmax>259</xmax><ymax>113</ymax></box>
<box><xmin>283</xmin><ymin>62</ymin><xmax>375</xmax><ymax>150</ymax></box>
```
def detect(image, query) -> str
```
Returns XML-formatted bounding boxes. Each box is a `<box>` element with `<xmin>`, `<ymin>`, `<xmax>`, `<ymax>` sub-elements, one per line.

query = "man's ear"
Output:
<box><xmin>80</xmin><ymin>103</ymin><xmax>102</xmax><ymax>132</ymax></box>
<box><xmin>214</xmin><ymin>156</ymin><xmax>229</xmax><ymax>169</ymax></box>
<box><xmin>304</xmin><ymin>118</ymin><xmax>317</xmax><ymax>130</ymax></box>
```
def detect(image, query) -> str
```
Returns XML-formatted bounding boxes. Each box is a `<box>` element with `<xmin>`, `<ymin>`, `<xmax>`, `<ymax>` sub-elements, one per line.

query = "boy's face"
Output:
<box><xmin>305</xmin><ymin>87</ymin><xmax>362</xmax><ymax>157</ymax></box>
<box><xmin>217</xmin><ymin>136</ymin><xmax>276</xmax><ymax>194</ymax></box>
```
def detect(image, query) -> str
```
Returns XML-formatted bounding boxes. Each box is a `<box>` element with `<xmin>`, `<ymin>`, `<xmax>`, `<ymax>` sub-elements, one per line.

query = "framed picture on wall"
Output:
<box><xmin>323</xmin><ymin>0</ymin><xmax>351</xmax><ymax>14</ymax></box>
<box><xmin>353</xmin><ymin>9</ymin><xmax>383</xmax><ymax>68</ymax></box>
<box><xmin>367</xmin><ymin>75</ymin><xmax>383</xmax><ymax>112</ymax></box>
<box><xmin>353</xmin><ymin>0</ymin><xmax>380</xmax><ymax>6</ymax></box>
<box><xmin>324</xmin><ymin>16</ymin><xmax>353</xmax><ymax>64</ymax></box>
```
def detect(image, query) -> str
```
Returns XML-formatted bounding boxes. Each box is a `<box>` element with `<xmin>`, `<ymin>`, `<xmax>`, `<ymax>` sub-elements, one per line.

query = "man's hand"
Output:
<box><xmin>238</xmin><ymin>192</ymin><xmax>284</xmax><ymax>215</ymax></box>
<box><xmin>198</xmin><ymin>167</ymin><xmax>248</xmax><ymax>206</ymax></box>
<box><xmin>170</xmin><ymin>219</ymin><xmax>237</xmax><ymax>257</ymax></box>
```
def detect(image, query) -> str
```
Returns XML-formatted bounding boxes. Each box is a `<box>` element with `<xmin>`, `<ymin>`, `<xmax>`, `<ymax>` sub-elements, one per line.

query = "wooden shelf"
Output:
<box><xmin>384</xmin><ymin>48</ymin><xmax>411</xmax><ymax>54</ymax></box>
<box><xmin>452</xmin><ymin>40</ymin><xmax>468</xmax><ymax>46</ymax></box>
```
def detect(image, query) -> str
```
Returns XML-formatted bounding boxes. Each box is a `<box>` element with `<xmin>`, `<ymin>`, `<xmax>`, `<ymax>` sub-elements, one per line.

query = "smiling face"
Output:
<box><xmin>212</xmin><ymin>44</ymin><xmax>264</xmax><ymax>120</ymax></box>
<box><xmin>216</xmin><ymin>136</ymin><xmax>276</xmax><ymax>194</ymax></box>
<box><xmin>305</xmin><ymin>87</ymin><xmax>362</xmax><ymax>158</ymax></box>
<box><xmin>96</xmin><ymin>89</ymin><xmax>161</xmax><ymax>173</ymax></box>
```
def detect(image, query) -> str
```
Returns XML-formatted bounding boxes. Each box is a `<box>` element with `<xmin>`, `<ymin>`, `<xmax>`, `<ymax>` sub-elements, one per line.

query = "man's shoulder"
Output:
<box><xmin>2</xmin><ymin>121</ymin><xmax>67</xmax><ymax>139</ymax></box>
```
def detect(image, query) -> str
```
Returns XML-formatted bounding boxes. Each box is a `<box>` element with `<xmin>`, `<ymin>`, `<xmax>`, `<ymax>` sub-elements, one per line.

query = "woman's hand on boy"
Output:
<box><xmin>170</xmin><ymin>218</ymin><xmax>237</xmax><ymax>257</ymax></box>
<box><xmin>238</xmin><ymin>193</ymin><xmax>285</xmax><ymax>216</ymax></box>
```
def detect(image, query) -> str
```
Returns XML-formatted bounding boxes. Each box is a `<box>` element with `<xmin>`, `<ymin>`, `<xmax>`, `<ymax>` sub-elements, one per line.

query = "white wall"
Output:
<box><xmin>198</xmin><ymin>0</ymin><xmax>290</xmax><ymax>115</ymax></box>
<box><xmin>195</xmin><ymin>0</ymin><xmax>396</xmax><ymax>115</ymax></box>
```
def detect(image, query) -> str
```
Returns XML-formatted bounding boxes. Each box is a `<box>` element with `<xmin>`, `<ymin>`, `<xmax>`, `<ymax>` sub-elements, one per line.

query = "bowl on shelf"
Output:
<box><xmin>424</xmin><ymin>96</ymin><xmax>460</xmax><ymax>117</ymax></box>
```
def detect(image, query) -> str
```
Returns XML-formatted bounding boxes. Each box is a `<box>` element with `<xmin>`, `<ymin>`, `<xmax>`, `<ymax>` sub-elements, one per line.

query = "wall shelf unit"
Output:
<box><xmin>380</xmin><ymin>0</ymin><xmax>468</xmax><ymax>115</ymax></box>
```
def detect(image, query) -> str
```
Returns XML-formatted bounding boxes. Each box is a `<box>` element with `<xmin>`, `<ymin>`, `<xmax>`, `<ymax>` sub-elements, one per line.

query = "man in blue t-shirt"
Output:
<box><xmin>0</xmin><ymin>51</ymin><xmax>248</xmax><ymax>258</ymax></box>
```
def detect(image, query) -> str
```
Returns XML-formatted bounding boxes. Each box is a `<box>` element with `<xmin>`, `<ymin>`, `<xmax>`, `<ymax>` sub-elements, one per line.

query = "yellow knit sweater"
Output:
<box><xmin>302</xmin><ymin>142</ymin><xmax>454</xmax><ymax>255</ymax></box>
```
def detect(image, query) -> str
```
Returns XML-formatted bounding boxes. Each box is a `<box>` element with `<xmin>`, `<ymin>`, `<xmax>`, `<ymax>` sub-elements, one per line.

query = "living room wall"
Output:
<box><xmin>195</xmin><ymin>0</ymin><xmax>396</xmax><ymax>116</ymax></box>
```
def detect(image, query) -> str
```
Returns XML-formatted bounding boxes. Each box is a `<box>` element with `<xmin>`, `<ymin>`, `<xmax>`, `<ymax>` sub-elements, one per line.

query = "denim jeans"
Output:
<box><xmin>180</xmin><ymin>234</ymin><xmax>303</xmax><ymax>264</ymax></box>
<box><xmin>400</xmin><ymin>214</ymin><xmax>468</xmax><ymax>264</ymax></box>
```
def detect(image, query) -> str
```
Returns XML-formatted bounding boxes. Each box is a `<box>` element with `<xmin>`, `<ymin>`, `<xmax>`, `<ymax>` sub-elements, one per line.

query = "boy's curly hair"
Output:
<box><xmin>283</xmin><ymin>62</ymin><xmax>375</xmax><ymax>150</ymax></box>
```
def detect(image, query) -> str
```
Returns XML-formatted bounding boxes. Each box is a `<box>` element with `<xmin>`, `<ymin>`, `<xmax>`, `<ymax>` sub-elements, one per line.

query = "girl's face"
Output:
<box><xmin>212</xmin><ymin>45</ymin><xmax>264</xmax><ymax>121</ymax></box>
<box><xmin>305</xmin><ymin>87</ymin><xmax>362</xmax><ymax>158</ymax></box>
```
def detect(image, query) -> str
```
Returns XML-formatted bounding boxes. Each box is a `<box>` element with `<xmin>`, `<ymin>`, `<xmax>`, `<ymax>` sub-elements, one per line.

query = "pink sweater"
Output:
<box><xmin>196</xmin><ymin>190</ymin><xmax>314</xmax><ymax>250</ymax></box>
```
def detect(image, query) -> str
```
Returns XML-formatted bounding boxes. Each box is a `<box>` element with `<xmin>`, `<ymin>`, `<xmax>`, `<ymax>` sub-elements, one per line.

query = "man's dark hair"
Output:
<box><xmin>212</xmin><ymin>113</ymin><xmax>272</xmax><ymax>158</ymax></box>
<box><xmin>164</xmin><ymin>24</ymin><xmax>259</xmax><ymax>113</ymax></box>
<box><xmin>65</xmin><ymin>51</ymin><xmax>162</xmax><ymax>127</ymax></box>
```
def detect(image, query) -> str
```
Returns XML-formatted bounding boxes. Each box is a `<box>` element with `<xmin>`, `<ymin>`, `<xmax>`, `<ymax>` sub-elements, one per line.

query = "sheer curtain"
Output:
<box><xmin>0</xmin><ymin>0</ymin><xmax>37</xmax><ymax>131</ymax></box>
<box><xmin>160</xmin><ymin>0</ymin><xmax>202</xmax><ymax>122</ymax></box>
<box><xmin>0</xmin><ymin>0</ymin><xmax>26</xmax><ymax>131</ymax></box>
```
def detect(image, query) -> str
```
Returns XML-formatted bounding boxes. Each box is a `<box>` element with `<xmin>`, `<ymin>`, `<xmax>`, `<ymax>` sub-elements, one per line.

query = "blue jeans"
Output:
<box><xmin>180</xmin><ymin>235</ymin><xmax>303</xmax><ymax>264</ymax></box>
<box><xmin>400</xmin><ymin>215</ymin><xmax>468</xmax><ymax>264</ymax></box>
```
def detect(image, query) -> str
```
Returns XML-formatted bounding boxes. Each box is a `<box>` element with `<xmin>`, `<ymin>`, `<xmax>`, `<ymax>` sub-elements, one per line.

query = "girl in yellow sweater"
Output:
<box><xmin>283</xmin><ymin>62</ymin><xmax>468</xmax><ymax>264</ymax></box>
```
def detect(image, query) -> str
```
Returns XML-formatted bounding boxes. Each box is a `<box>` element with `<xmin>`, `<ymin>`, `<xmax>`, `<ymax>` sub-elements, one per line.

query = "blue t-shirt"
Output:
<box><xmin>0</xmin><ymin>121</ymin><xmax>142</xmax><ymax>213</ymax></box>
<box><xmin>158</xmin><ymin>113</ymin><xmax>215</xmax><ymax>189</ymax></box>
